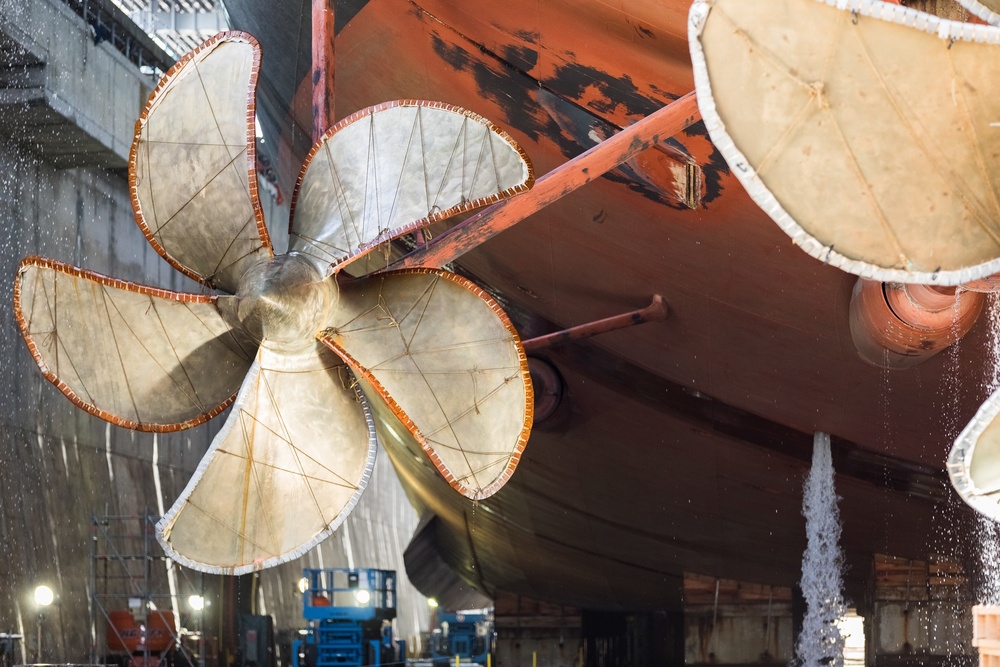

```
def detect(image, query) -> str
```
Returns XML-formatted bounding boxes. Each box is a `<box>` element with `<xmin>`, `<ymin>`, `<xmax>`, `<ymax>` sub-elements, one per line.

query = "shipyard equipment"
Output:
<box><xmin>291</xmin><ymin>569</ymin><xmax>404</xmax><ymax>667</ymax></box>
<box><xmin>430</xmin><ymin>611</ymin><xmax>492</xmax><ymax>667</ymax></box>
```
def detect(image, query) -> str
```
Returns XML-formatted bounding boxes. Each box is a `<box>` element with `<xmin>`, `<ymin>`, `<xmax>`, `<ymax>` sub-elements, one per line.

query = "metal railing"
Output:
<box><xmin>60</xmin><ymin>0</ymin><xmax>175</xmax><ymax>75</ymax></box>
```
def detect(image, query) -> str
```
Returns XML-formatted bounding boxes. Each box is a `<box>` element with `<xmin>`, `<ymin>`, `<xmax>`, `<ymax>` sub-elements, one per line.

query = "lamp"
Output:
<box><xmin>33</xmin><ymin>586</ymin><xmax>53</xmax><ymax>607</ymax></box>
<box><xmin>34</xmin><ymin>585</ymin><xmax>53</xmax><ymax>661</ymax></box>
<box><xmin>188</xmin><ymin>593</ymin><xmax>206</xmax><ymax>667</ymax></box>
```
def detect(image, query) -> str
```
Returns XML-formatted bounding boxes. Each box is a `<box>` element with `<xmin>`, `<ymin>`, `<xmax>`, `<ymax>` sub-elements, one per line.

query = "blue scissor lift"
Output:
<box><xmin>430</xmin><ymin>610</ymin><xmax>493</xmax><ymax>667</ymax></box>
<box><xmin>291</xmin><ymin>569</ymin><xmax>405</xmax><ymax>667</ymax></box>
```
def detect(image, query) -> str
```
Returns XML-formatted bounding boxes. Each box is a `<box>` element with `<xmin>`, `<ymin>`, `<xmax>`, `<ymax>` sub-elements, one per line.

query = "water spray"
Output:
<box><xmin>795</xmin><ymin>431</ymin><xmax>846</xmax><ymax>667</ymax></box>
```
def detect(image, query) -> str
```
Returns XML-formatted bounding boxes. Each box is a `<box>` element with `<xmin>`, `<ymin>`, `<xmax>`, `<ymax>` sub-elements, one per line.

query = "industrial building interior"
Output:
<box><xmin>6</xmin><ymin>0</ymin><xmax>1000</xmax><ymax>666</ymax></box>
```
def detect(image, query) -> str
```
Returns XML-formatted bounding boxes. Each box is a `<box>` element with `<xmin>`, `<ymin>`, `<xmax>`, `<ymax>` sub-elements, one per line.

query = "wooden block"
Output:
<box><xmin>873</xmin><ymin>586</ymin><xmax>929</xmax><ymax>601</ymax></box>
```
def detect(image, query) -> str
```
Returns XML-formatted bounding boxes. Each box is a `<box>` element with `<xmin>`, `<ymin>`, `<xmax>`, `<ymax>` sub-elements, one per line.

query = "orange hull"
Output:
<box><xmin>226</xmin><ymin>0</ymin><xmax>991</xmax><ymax>610</ymax></box>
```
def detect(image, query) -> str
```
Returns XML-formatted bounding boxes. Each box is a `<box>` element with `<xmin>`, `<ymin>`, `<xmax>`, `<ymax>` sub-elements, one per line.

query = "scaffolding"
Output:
<box><xmin>89</xmin><ymin>513</ymin><xmax>204</xmax><ymax>667</ymax></box>
<box><xmin>104</xmin><ymin>0</ymin><xmax>226</xmax><ymax>57</ymax></box>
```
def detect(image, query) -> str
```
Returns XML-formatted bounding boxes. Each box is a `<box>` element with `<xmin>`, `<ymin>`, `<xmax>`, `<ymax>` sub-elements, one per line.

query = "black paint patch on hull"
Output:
<box><xmin>428</xmin><ymin>23</ymin><xmax>728</xmax><ymax>207</ymax></box>
<box><xmin>336</xmin><ymin>0</ymin><xmax>374</xmax><ymax>34</ymax></box>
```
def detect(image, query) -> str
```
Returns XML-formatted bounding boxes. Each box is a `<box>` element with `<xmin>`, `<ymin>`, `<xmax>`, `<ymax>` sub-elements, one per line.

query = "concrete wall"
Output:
<box><xmin>0</xmin><ymin>0</ymin><xmax>149</xmax><ymax>167</ymax></box>
<box><xmin>0</xmin><ymin>121</ymin><xmax>212</xmax><ymax>665</ymax></box>
<box><xmin>871</xmin><ymin>601</ymin><xmax>975</xmax><ymax>666</ymax></box>
<box><xmin>494</xmin><ymin>594</ymin><xmax>583</xmax><ymax>667</ymax></box>
<box><xmin>684</xmin><ymin>603</ymin><xmax>793</xmax><ymax>666</ymax></box>
<box><xmin>0</xmin><ymin>0</ymin><xmax>428</xmax><ymax>662</ymax></box>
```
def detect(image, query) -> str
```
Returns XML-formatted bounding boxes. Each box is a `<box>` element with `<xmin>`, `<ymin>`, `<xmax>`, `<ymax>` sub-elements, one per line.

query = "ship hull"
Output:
<box><xmin>225</xmin><ymin>0</ymin><xmax>991</xmax><ymax>610</ymax></box>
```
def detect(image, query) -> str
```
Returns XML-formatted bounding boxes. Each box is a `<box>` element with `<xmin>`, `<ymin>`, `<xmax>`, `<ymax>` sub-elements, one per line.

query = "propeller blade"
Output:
<box><xmin>131</xmin><ymin>31</ymin><xmax>272</xmax><ymax>293</ymax></box>
<box><xmin>14</xmin><ymin>257</ymin><xmax>255</xmax><ymax>431</ymax></box>
<box><xmin>690</xmin><ymin>0</ymin><xmax>1000</xmax><ymax>285</ymax></box>
<box><xmin>289</xmin><ymin>100</ymin><xmax>533</xmax><ymax>274</ymax></box>
<box><xmin>320</xmin><ymin>269</ymin><xmax>532</xmax><ymax>500</ymax></box>
<box><xmin>157</xmin><ymin>342</ymin><xmax>377</xmax><ymax>574</ymax></box>
<box><xmin>950</xmin><ymin>389</ymin><xmax>1000</xmax><ymax>521</ymax></box>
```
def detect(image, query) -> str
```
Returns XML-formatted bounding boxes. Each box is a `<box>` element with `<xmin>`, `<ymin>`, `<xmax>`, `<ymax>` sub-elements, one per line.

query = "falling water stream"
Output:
<box><xmin>977</xmin><ymin>295</ymin><xmax>1000</xmax><ymax>605</ymax></box>
<box><xmin>795</xmin><ymin>432</ymin><xmax>846</xmax><ymax>667</ymax></box>
<box><xmin>922</xmin><ymin>294</ymin><xmax>974</xmax><ymax>664</ymax></box>
<box><xmin>909</xmin><ymin>290</ymin><xmax>1000</xmax><ymax>663</ymax></box>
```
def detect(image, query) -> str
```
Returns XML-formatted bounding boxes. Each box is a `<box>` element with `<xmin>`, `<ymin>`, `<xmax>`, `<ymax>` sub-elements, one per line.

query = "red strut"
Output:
<box><xmin>387</xmin><ymin>91</ymin><xmax>701</xmax><ymax>270</ymax></box>
<box><xmin>311</xmin><ymin>0</ymin><xmax>336</xmax><ymax>141</ymax></box>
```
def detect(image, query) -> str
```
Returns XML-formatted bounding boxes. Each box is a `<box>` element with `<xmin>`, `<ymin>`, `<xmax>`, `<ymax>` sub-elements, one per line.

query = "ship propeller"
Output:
<box><xmin>14</xmin><ymin>32</ymin><xmax>535</xmax><ymax>574</ymax></box>
<box><xmin>690</xmin><ymin>0</ymin><xmax>1000</xmax><ymax>287</ymax></box>
<box><xmin>689</xmin><ymin>0</ymin><xmax>1000</xmax><ymax>521</ymax></box>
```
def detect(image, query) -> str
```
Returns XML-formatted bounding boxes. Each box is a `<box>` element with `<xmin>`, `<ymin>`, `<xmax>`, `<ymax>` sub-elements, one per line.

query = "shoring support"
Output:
<box><xmin>311</xmin><ymin>0</ymin><xmax>336</xmax><ymax>141</ymax></box>
<box><xmin>387</xmin><ymin>91</ymin><xmax>701</xmax><ymax>270</ymax></box>
<box><xmin>521</xmin><ymin>295</ymin><xmax>667</xmax><ymax>352</ymax></box>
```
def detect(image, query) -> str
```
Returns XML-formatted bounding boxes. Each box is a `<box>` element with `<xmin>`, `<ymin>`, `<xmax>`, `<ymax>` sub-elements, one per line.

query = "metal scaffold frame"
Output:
<box><xmin>89</xmin><ymin>512</ymin><xmax>205</xmax><ymax>667</ymax></box>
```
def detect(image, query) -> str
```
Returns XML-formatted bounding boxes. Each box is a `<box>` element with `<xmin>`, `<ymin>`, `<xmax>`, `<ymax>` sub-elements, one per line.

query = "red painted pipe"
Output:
<box><xmin>387</xmin><ymin>92</ymin><xmax>701</xmax><ymax>271</ymax></box>
<box><xmin>849</xmin><ymin>278</ymin><xmax>985</xmax><ymax>369</ymax></box>
<box><xmin>522</xmin><ymin>295</ymin><xmax>667</xmax><ymax>352</ymax></box>
<box><xmin>311</xmin><ymin>0</ymin><xmax>335</xmax><ymax>141</ymax></box>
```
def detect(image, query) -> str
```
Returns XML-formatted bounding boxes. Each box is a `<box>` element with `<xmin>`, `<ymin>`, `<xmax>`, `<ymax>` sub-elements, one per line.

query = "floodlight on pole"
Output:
<box><xmin>34</xmin><ymin>586</ymin><xmax>53</xmax><ymax>607</ymax></box>
<box><xmin>34</xmin><ymin>585</ymin><xmax>54</xmax><ymax>662</ymax></box>
<box><xmin>188</xmin><ymin>595</ymin><xmax>205</xmax><ymax>611</ymax></box>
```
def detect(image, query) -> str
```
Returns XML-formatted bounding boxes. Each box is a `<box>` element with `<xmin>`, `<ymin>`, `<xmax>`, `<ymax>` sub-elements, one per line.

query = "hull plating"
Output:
<box><xmin>223</xmin><ymin>0</ymin><xmax>993</xmax><ymax>610</ymax></box>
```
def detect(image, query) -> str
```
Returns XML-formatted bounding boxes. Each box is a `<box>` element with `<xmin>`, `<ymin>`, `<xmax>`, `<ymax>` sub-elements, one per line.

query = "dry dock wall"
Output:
<box><xmin>0</xmin><ymin>0</ymin><xmax>427</xmax><ymax>661</ymax></box>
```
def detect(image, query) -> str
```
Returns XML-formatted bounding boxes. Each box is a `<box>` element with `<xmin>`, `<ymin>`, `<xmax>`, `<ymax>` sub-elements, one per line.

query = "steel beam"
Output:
<box><xmin>387</xmin><ymin>90</ymin><xmax>701</xmax><ymax>270</ymax></box>
<box><xmin>142</xmin><ymin>7</ymin><xmax>226</xmax><ymax>32</ymax></box>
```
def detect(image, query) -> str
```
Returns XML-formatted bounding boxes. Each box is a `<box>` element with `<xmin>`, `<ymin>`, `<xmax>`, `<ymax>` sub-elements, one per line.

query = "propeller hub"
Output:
<box><xmin>229</xmin><ymin>254</ymin><xmax>336</xmax><ymax>344</ymax></box>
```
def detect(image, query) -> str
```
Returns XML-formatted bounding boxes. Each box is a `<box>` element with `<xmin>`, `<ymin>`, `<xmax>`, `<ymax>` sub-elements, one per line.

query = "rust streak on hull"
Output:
<box><xmin>387</xmin><ymin>91</ymin><xmax>701</xmax><ymax>270</ymax></box>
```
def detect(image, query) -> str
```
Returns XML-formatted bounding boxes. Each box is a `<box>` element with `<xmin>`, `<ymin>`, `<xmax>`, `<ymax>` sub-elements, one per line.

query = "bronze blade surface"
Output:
<box><xmin>14</xmin><ymin>257</ymin><xmax>255</xmax><ymax>431</ymax></box>
<box><xmin>131</xmin><ymin>31</ymin><xmax>272</xmax><ymax>292</ymax></box>
<box><xmin>950</xmin><ymin>390</ymin><xmax>1000</xmax><ymax>521</ymax></box>
<box><xmin>157</xmin><ymin>342</ymin><xmax>377</xmax><ymax>574</ymax></box>
<box><xmin>690</xmin><ymin>0</ymin><xmax>1000</xmax><ymax>285</ymax></box>
<box><xmin>288</xmin><ymin>101</ymin><xmax>533</xmax><ymax>274</ymax></box>
<box><xmin>320</xmin><ymin>268</ymin><xmax>532</xmax><ymax>500</ymax></box>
